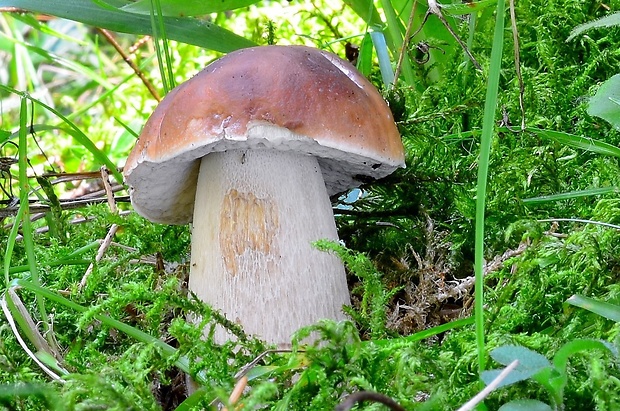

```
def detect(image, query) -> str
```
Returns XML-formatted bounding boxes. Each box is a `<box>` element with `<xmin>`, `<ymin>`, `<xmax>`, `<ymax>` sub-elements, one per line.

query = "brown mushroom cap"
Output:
<box><xmin>124</xmin><ymin>45</ymin><xmax>405</xmax><ymax>224</ymax></box>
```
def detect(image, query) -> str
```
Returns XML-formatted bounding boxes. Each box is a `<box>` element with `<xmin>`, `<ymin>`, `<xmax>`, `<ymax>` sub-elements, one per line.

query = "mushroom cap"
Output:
<box><xmin>124</xmin><ymin>45</ymin><xmax>405</xmax><ymax>224</ymax></box>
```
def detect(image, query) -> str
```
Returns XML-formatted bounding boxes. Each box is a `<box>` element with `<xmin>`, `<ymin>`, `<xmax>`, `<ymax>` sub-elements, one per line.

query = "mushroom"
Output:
<box><xmin>124</xmin><ymin>45</ymin><xmax>405</xmax><ymax>346</ymax></box>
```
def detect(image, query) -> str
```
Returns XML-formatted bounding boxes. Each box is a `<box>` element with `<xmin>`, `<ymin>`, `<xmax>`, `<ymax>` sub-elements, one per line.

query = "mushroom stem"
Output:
<box><xmin>190</xmin><ymin>148</ymin><xmax>350</xmax><ymax>345</ymax></box>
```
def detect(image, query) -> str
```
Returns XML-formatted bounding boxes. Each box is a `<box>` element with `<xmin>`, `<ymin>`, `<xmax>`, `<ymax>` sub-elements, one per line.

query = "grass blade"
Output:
<box><xmin>523</xmin><ymin>187</ymin><xmax>618</xmax><ymax>203</ymax></box>
<box><xmin>370</xmin><ymin>30</ymin><xmax>395</xmax><ymax>87</ymax></box>
<box><xmin>3</xmin><ymin>204</ymin><xmax>25</xmax><ymax>286</ymax></box>
<box><xmin>17</xmin><ymin>96</ymin><xmax>49</xmax><ymax>334</ymax></box>
<box><xmin>12</xmin><ymin>278</ymin><xmax>196</xmax><ymax>381</ymax></box>
<box><xmin>149</xmin><ymin>0</ymin><xmax>175</xmax><ymax>93</ymax></box>
<box><xmin>567</xmin><ymin>11</ymin><xmax>620</xmax><ymax>42</ymax></box>
<box><xmin>369</xmin><ymin>316</ymin><xmax>475</xmax><ymax>347</ymax></box>
<box><xmin>122</xmin><ymin>0</ymin><xmax>262</xmax><ymax>16</ymax></box>
<box><xmin>566</xmin><ymin>294</ymin><xmax>620</xmax><ymax>322</ymax></box>
<box><xmin>378</xmin><ymin>0</ymin><xmax>415</xmax><ymax>85</ymax></box>
<box><xmin>474</xmin><ymin>0</ymin><xmax>506</xmax><ymax>373</ymax></box>
<box><xmin>356</xmin><ymin>32</ymin><xmax>373</xmax><ymax>77</ymax></box>
<box><xmin>0</xmin><ymin>0</ymin><xmax>256</xmax><ymax>53</ymax></box>
<box><xmin>528</xmin><ymin>127</ymin><xmax>620</xmax><ymax>157</ymax></box>
<box><xmin>4</xmin><ymin>289</ymin><xmax>53</xmax><ymax>358</ymax></box>
<box><xmin>3</xmin><ymin>289</ymin><xmax>67</xmax><ymax>378</ymax></box>
<box><xmin>0</xmin><ymin>294</ymin><xmax>63</xmax><ymax>381</ymax></box>
<box><xmin>343</xmin><ymin>0</ymin><xmax>384</xmax><ymax>26</ymax></box>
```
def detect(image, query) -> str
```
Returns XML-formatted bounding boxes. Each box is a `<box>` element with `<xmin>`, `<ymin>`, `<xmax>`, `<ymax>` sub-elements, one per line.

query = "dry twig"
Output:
<box><xmin>97</xmin><ymin>28</ymin><xmax>161</xmax><ymax>102</ymax></box>
<box><xmin>410</xmin><ymin>0</ymin><xmax>482</xmax><ymax>71</ymax></box>
<box><xmin>79</xmin><ymin>167</ymin><xmax>120</xmax><ymax>290</ymax></box>
<box><xmin>222</xmin><ymin>376</ymin><xmax>248</xmax><ymax>411</ymax></box>
<box><xmin>433</xmin><ymin>240</ymin><xmax>529</xmax><ymax>304</ymax></box>
<box><xmin>335</xmin><ymin>391</ymin><xmax>407</xmax><ymax>411</ymax></box>
<box><xmin>393</xmin><ymin>0</ymin><xmax>419</xmax><ymax>84</ymax></box>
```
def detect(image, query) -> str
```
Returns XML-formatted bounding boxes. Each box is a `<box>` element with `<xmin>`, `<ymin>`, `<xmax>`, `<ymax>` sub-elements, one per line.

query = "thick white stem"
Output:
<box><xmin>190</xmin><ymin>148</ymin><xmax>350</xmax><ymax>345</ymax></box>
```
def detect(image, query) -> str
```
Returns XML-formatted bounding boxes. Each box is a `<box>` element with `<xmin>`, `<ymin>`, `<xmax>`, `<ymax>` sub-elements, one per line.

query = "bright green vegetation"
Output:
<box><xmin>1</xmin><ymin>0</ymin><xmax>620</xmax><ymax>410</ymax></box>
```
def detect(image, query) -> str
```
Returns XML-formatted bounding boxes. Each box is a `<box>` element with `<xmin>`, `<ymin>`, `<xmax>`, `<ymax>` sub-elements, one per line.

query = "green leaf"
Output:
<box><xmin>35</xmin><ymin>351</ymin><xmax>70</xmax><ymax>377</ymax></box>
<box><xmin>522</xmin><ymin>187</ymin><xmax>618</xmax><ymax>204</ymax></box>
<box><xmin>528</xmin><ymin>127</ymin><xmax>620</xmax><ymax>158</ymax></box>
<box><xmin>0</xmin><ymin>130</ymin><xmax>10</xmax><ymax>140</ymax></box>
<box><xmin>481</xmin><ymin>345</ymin><xmax>552</xmax><ymax>388</ymax></box>
<box><xmin>174</xmin><ymin>387</ymin><xmax>211</xmax><ymax>410</ymax></box>
<box><xmin>481</xmin><ymin>367</ymin><xmax>536</xmax><ymax>389</ymax></box>
<box><xmin>498</xmin><ymin>399</ymin><xmax>553</xmax><ymax>411</ymax></box>
<box><xmin>566</xmin><ymin>294</ymin><xmax>620</xmax><ymax>322</ymax></box>
<box><xmin>567</xmin><ymin>12</ymin><xmax>620</xmax><ymax>42</ymax></box>
<box><xmin>588</xmin><ymin>74</ymin><xmax>620</xmax><ymax>130</ymax></box>
<box><xmin>343</xmin><ymin>0</ymin><xmax>384</xmax><ymax>26</ymax></box>
<box><xmin>0</xmin><ymin>0</ymin><xmax>255</xmax><ymax>53</ymax></box>
<box><xmin>122</xmin><ymin>0</ymin><xmax>261</xmax><ymax>16</ymax></box>
<box><xmin>553</xmin><ymin>339</ymin><xmax>619</xmax><ymax>372</ymax></box>
<box><xmin>491</xmin><ymin>345</ymin><xmax>552</xmax><ymax>368</ymax></box>
<box><xmin>370</xmin><ymin>30</ymin><xmax>394</xmax><ymax>87</ymax></box>
<box><xmin>356</xmin><ymin>32</ymin><xmax>373</xmax><ymax>77</ymax></box>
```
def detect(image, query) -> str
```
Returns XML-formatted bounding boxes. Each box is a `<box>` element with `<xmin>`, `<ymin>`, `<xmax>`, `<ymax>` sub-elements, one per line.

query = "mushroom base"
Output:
<box><xmin>190</xmin><ymin>148</ymin><xmax>350</xmax><ymax>345</ymax></box>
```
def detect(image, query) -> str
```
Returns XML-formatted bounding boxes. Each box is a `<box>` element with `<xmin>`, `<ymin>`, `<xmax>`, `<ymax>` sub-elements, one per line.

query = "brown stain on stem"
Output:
<box><xmin>220</xmin><ymin>189</ymin><xmax>279</xmax><ymax>276</ymax></box>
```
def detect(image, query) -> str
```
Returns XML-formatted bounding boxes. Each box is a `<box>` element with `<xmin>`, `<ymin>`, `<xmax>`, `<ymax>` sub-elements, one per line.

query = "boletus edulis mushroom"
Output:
<box><xmin>123</xmin><ymin>45</ymin><xmax>405</xmax><ymax>346</ymax></box>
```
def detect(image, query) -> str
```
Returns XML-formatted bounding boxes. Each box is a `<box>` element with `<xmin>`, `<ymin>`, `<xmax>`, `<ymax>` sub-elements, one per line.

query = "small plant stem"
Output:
<box><xmin>538</xmin><ymin>218</ymin><xmax>620</xmax><ymax>230</ymax></box>
<box><xmin>474</xmin><ymin>0</ymin><xmax>506</xmax><ymax>374</ymax></box>
<box><xmin>426</xmin><ymin>0</ymin><xmax>482</xmax><ymax>70</ymax></box>
<box><xmin>0</xmin><ymin>196</ymin><xmax>129</xmax><ymax>219</ymax></box>
<box><xmin>78</xmin><ymin>224</ymin><xmax>118</xmax><ymax>290</ymax></box>
<box><xmin>462</xmin><ymin>2</ymin><xmax>477</xmax><ymax>77</ymax></box>
<box><xmin>233</xmin><ymin>349</ymin><xmax>298</xmax><ymax>380</ymax></box>
<box><xmin>100</xmin><ymin>166</ymin><xmax>118</xmax><ymax>214</ymax></box>
<box><xmin>393</xmin><ymin>0</ymin><xmax>418</xmax><ymax>86</ymax></box>
<box><xmin>509</xmin><ymin>0</ymin><xmax>525</xmax><ymax>130</ymax></box>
